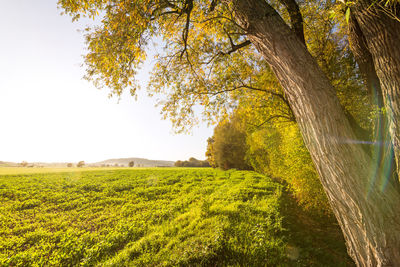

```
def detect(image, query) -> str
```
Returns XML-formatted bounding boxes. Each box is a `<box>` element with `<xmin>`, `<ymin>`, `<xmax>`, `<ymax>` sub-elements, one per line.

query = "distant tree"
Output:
<box><xmin>174</xmin><ymin>160</ymin><xmax>183</xmax><ymax>167</ymax></box>
<box><xmin>67</xmin><ymin>163</ymin><xmax>73</xmax><ymax>167</ymax></box>
<box><xmin>20</xmin><ymin>161</ymin><xmax>28</xmax><ymax>167</ymax></box>
<box><xmin>114</xmin><ymin>163</ymin><xmax>119</xmax><ymax>167</ymax></box>
<box><xmin>175</xmin><ymin>158</ymin><xmax>210</xmax><ymax>167</ymax></box>
<box><xmin>209</xmin><ymin>116</ymin><xmax>252</xmax><ymax>170</ymax></box>
<box><xmin>201</xmin><ymin>161</ymin><xmax>211</xmax><ymax>167</ymax></box>
<box><xmin>77</xmin><ymin>161</ymin><xmax>85</xmax><ymax>168</ymax></box>
<box><xmin>206</xmin><ymin>138</ymin><xmax>216</xmax><ymax>168</ymax></box>
<box><xmin>129</xmin><ymin>161</ymin><xmax>135</xmax><ymax>167</ymax></box>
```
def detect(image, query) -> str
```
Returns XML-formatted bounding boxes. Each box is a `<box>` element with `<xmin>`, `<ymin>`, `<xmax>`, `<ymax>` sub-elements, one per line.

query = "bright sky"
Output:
<box><xmin>0</xmin><ymin>0</ymin><xmax>213</xmax><ymax>163</ymax></box>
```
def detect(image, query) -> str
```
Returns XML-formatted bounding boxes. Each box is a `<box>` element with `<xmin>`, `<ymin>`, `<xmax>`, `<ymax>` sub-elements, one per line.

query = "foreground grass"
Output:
<box><xmin>0</xmin><ymin>168</ymin><xmax>351</xmax><ymax>266</ymax></box>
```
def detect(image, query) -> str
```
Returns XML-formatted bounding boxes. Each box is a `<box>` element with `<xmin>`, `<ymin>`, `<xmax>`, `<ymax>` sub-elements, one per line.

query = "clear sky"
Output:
<box><xmin>0</xmin><ymin>0</ymin><xmax>213</xmax><ymax>163</ymax></box>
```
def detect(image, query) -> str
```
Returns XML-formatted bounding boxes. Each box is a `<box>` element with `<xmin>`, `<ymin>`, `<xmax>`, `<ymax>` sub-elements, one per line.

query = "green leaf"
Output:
<box><xmin>345</xmin><ymin>8</ymin><xmax>351</xmax><ymax>24</ymax></box>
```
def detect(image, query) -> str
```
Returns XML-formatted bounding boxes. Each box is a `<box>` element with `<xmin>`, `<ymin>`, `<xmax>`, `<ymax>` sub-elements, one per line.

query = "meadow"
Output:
<box><xmin>0</xmin><ymin>168</ymin><xmax>351</xmax><ymax>266</ymax></box>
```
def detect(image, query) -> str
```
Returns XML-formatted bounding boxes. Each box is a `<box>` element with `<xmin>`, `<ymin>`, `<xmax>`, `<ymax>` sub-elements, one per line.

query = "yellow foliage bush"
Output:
<box><xmin>246</xmin><ymin>124</ymin><xmax>332</xmax><ymax>215</ymax></box>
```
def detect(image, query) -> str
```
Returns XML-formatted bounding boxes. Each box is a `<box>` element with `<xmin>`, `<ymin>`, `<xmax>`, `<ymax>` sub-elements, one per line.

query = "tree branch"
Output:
<box><xmin>347</xmin><ymin>11</ymin><xmax>383</xmax><ymax>107</ymax></box>
<box><xmin>247</xmin><ymin>114</ymin><xmax>295</xmax><ymax>128</ymax></box>
<box><xmin>220</xmin><ymin>39</ymin><xmax>251</xmax><ymax>55</ymax></box>
<box><xmin>209</xmin><ymin>0</ymin><xmax>218</xmax><ymax>11</ymax></box>
<box><xmin>180</xmin><ymin>0</ymin><xmax>194</xmax><ymax>57</ymax></box>
<box><xmin>278</xmin><ymin>0</ymin><xmax>305</xmax><ymax>45</ymax></box>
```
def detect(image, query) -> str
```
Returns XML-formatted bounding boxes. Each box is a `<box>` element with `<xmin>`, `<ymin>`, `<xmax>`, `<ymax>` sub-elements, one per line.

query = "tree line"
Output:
<box><xmin>174</xmin><ymin>157</ymin><xmax>210</xmax><ymax>167</ymax></box>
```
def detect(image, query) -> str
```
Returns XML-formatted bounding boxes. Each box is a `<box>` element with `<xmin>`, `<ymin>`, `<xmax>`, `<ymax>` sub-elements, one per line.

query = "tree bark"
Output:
<box><xmin>352</xmin><ymin>0</ymin><xmax>400</xmax><ymax>181</ymax></box>
<box><xmin>231</xmin><ymin>0</ymin><xmax>400</xmax><ymax>265</ymax></box>
<box><xmin>348</xmin><ymin>11</ymin><xmax>396</xmax><ymax>191</ymax></box>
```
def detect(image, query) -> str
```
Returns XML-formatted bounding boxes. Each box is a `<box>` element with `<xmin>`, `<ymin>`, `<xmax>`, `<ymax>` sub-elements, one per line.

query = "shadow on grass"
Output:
<box><xmin>279</xmin><ymin>184</ymin><xmax>355</xmax><ymax>266</ymax></box>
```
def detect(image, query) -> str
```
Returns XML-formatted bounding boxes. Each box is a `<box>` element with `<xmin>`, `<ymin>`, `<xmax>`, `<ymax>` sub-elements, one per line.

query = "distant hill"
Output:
<box><xmin>0</xmin><ymin>158</ymin><xmax>174</xmax><ymax>168</ymax></box>
<box><xmin>94</xmin><ymin>157</ymin><xmax>174</xmax><ymax>167</ymax></box>
<box><xmin>0</xmin><ymin>161</ymin><xmax>18</xmax><ymax>167</ymax></box>
<box><xmin>0</xmin><ymin>161</ymin><xmax>76</xmax><ymax>168</ymax></box>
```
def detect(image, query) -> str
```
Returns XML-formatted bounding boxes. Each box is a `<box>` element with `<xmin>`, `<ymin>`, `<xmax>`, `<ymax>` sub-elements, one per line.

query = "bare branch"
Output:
<box><xmin>196</xmin><ymin>84</ymin><xmax>293</xmax><ymax>119</ymax></box>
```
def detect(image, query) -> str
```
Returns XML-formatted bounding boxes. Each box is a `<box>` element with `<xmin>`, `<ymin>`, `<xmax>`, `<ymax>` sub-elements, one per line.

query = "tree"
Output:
<box><xmin>174</xmin><ymin>160</ymin><xmax>183</xmax><ymax>167</ymax></box>
<box><xmin>58</xmin><ymin>0</ymin><xmax>400</xmax><ymax>264</ymax></box>
<box><xmin>207</xmin><ymin>115</ymin><xmax>252</xmax><ymax>170</ymax></box>
<box><xmin>129</xmin><ymin>161</ymin><xmax>135</xmax><ymax>167</ymax></box>
<box><xmin>77</xmin><ymin>161</ymin><xmax>85</xmax><ymax>168</ymax></box>
<box><xmin>230</xmin><ymin>1</ymin><xmax>400</xmax><ymax>264</ymax></box>
<box><xmin>200</xmin><ymin>160</ymin><xmax>211</xmax><ymax>167</ymax></box>
<box><xmin>175</xmin><ymin>158</ymin><xmax>210</xmax><ymax>167</ymax></box>
<box><xmin>205</xmin><ymin>137</ymin><xmax>216</xmax><ymax>168</ymax></box>
<box><xmin>67</xmin><ymin>163</ymin><xmax>73</xmax><ymax>167</ymax></box>
<box><xmin>20</xmin><ymin>161</ymin><xmax>28</xmax><ymax>167</ymax></box>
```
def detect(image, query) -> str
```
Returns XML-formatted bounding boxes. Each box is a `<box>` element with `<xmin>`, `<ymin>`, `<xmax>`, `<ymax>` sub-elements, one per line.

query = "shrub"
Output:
<box><xmin>246</xmin><ymin>124</ymin><xmax>331</xmax><ymax>214</ymax></box>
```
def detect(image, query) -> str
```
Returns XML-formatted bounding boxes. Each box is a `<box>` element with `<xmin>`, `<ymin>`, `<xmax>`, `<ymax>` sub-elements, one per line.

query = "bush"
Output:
<box><xmin>246</xmin><ymin>124</ymin><xmax>331</xmax><ymax>214</ymax></box>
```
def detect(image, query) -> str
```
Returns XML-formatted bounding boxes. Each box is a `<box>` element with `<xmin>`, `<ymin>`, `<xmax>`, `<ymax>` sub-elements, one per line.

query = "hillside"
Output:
<box><xmin>0</xmin><ymin>157</ymin><xmax>174</xmax><ymax>168</ymax></box>
<box><xmin>94</xmin><ymin>157</ymin><xmax>174</xmax><ymax>167</ymax></box>
<box><xmin>0</xmin><ymin>161</ymin><xmax>17</xmax><ymax>167</ymax></box>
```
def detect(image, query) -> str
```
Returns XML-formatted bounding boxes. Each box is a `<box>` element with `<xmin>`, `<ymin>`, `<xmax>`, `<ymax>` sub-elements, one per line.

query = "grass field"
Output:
<box><xmin>0</xmin><ymin>168</ymin><xmax>352</xmax><ymax>266</ymax></box>
<box><xmin>0</xmin><ymin>167</ymin><xmax>130</xmax><ymax>176</ymax></box>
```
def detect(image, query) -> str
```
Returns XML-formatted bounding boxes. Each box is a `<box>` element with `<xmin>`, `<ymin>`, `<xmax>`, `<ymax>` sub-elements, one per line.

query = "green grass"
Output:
<box><xmin>0</xmin><ymin>168</ymin><xmax>352</xmax><ymax>266</ymax></box>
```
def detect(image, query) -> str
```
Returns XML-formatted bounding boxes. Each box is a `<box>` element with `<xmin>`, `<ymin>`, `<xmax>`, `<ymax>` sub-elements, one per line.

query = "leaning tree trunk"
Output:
<box><xmin>348</xmin><ymin>11</ymin><xmax>396</xmax><ymax>190</ymax></box>
<box><xmin>231</xmin><ymin>0</ymin><xmax>400</xmax><ymax>265</ymax></box>
<box><xmin>352</xmin><ymin>0</ymin><xmax>400</xmax><ymax>180</ymax></box>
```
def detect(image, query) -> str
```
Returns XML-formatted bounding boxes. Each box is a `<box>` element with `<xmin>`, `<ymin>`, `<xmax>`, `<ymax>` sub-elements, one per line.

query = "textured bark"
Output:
<box><xmin>348</xmin><ymin>11</ymin><xmax>396</xmax><ymax>186</ymax></box>
<box><xmin>279</xmin><ymin>0</ymin><xmax>305</xmax><ymax>44</ymax></box>
<box><xmin>353</xmin><ymin>1</ymin><xmax>400</xmax><ymax>179</ymax></box>
<box><xmin>348</xmin><ymin>12</ymin><xmax>384</xmax><ymax>108</ymax></box>
<box><xmin>231</xmin><ymin>0</ymin><xmax>400</xmax><ymax>265</ymax></box>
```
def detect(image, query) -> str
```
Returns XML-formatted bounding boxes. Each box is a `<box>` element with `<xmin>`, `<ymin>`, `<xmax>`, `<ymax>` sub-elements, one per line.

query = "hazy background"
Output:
<box><xmin>0</xmin><ymin>0</ymin><xmax>213</xmax><ymax>163</ymax></box>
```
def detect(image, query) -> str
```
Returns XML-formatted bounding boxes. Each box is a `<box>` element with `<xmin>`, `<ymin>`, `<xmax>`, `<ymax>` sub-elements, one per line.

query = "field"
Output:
<box><xmin>0</xmin><ymin>168</ymin><xmax>351</xmax><ymax>266</ymax></box>
<box><xmin>0</xmin><ymin>167</ymin><xmax>130</xmax><ymax>176</ymax></box>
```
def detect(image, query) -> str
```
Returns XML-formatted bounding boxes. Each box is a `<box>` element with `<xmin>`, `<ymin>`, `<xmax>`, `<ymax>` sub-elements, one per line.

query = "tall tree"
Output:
<box><xmin>230</xmin><ymin>1</ymin><xmax>400</xmax><ymax>264</ymax></box>
<box><xmin>207</xmin><ymin>115</ymin><xmax>252</xmax><ymax>170</ymax></box>
<box><xmin>58</xmin><ymin>0</ymin><xmax>400</xmax><ymax>264</ymax></box>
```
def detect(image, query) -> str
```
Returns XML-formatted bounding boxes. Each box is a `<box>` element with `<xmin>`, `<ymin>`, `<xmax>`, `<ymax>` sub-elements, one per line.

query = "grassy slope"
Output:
<box><xmin>0</xmin><ymin>168</ymin><xmax>352</xmax><ymax>266</ymax></box>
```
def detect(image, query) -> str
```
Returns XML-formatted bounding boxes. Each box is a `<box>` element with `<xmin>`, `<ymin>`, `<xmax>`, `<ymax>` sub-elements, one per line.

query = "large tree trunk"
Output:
<box><xmin>352</xmin><ymin>0</ymin><xmax>400</xmax><ymax>180</ymax></box>
<box><xmin>231</xmin><ymin>0</ymin><xmax>400</xmax><ymax>265</ymax></box>
<box><xmin>348</xmin><ymin>11</ymin><xmax>396</xmax><ymax>192</ymax></box>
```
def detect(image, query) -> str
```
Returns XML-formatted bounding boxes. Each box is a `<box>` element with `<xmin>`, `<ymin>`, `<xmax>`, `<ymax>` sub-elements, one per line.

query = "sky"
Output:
<box><xmin>0</xmin><ymin>0</ymin><xmax>213</xmax><ymax>163</ymax></box>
